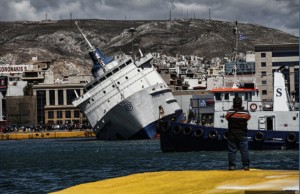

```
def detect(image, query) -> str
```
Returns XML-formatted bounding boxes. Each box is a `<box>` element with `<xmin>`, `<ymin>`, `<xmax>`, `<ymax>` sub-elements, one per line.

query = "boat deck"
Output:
<box><xmin>51</xmin><ymin>170</ymin><xmax>299</xmax><ymax>194</ymax></box>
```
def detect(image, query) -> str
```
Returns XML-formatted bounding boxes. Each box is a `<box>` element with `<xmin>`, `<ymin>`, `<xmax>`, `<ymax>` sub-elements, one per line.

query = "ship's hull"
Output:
<box><xmin>160</xmin><ymin>122</ymin><xmax>299</xmax><ymax>152</ymax></box>
<box><xmin>94</xmin><ymin>88</ymin><xmax>182</xmax><ymax>140</ymax></box>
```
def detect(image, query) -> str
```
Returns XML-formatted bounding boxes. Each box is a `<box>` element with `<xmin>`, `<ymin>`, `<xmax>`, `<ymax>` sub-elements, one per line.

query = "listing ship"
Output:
<box><xmin>160</xmin><ymin>66</ymin><xmax>299</xmax><ymax>152</ymax></box>
<box><xmin>72</xmin><ymin>23</ymin><xmax>182</xmax><ymax>140</ymax></box>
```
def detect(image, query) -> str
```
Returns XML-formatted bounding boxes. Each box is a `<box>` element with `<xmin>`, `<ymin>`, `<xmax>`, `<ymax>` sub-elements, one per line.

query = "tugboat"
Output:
<box><xmin>160</xmin><ymin>21</ymin><xmax>298</xmax><ymax>152</ymax></box>
<box><xmin>160</xmin><ymin>66</ymin><xmax>299</xmax><ymax>151</ymax></box>
<box><xmin>72</xmin><ymin>22</ymin><xmax>182</xmax><ymax>140</ymax></box>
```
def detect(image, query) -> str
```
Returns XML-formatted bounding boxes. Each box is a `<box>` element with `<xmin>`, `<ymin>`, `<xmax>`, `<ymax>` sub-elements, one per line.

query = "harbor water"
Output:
<box><xmin>0</xmin><ymin>138</ymin><xmax>298</xmax><ymax>194</ymax></box>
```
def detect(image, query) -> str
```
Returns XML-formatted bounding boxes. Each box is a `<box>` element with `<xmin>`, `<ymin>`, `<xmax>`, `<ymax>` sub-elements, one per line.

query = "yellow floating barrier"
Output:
<box><xmin>0</xmin><ymin>130</ymin><xmax>95</xmax><ymax>140</ymax></box>
<box><xmin>50</xmin><ymin>170</ymin><xmax>299</xmax><ymax>194</ymax></box>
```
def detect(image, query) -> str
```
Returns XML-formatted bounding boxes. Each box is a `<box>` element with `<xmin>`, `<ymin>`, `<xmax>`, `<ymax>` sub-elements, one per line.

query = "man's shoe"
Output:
<box><xmin>244</xmin><ymin>166</ymin><xmax>249</xmax><ymax>171</ymax></box>
<box><xmin>228</xmin><ymin>166</ymin><xmax>235</xmax><ymax>171</ymax></box>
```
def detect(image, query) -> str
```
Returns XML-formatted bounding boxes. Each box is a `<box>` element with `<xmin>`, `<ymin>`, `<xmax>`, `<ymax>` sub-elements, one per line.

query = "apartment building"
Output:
<box><xmin>255</xmin><ymin>43</ymin><xmax>299</xmax><ymax>101</ymax></box>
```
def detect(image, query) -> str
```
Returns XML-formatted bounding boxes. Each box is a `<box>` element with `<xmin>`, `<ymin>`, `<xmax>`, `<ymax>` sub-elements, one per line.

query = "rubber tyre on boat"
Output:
<box><xmin>194</xmin><ymin>128</ymin><xmax>204</xmax><ymax>138</ymax></box>
<box><xmin>183</xmin><ymin>126</ymin><xmax>193</xmax><ymax>135</ymax></box>
<box><xmin>160</xmin><ymin>121</ymin><xmax>171</xmax><ymax>133</ymax></box>
<box><xmin>208</xmin><ymin>130</ymin><xmax>218</xmax><ymax>140</ymax></box>
<box><xmin>286</xmin><ymin>133</ymin><xmax>297</xmax><ymax>143</ymax></box>
<box><xmin>173</xmin><ymin>125</ymin><xmax>182</xmax><ymax>135</ymax></box>
<box><xmin>254</xmin><ymin>132</ymin><xmax>264</xmax><ymax>142</ymax></box>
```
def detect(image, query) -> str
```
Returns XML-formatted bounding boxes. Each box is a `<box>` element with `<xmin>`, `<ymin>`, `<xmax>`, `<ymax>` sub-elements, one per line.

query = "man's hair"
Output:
<box><xmin>233</xmin><ymin>97</ymin><xmax>242</xmax><ymax>108</ymax></box>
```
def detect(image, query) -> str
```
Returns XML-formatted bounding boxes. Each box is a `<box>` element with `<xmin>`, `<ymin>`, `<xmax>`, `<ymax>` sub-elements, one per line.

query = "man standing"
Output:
<box><xmin>225</xmin><ymin>96</ymin><xmax>251</xmax><ymax>170</ymax></box>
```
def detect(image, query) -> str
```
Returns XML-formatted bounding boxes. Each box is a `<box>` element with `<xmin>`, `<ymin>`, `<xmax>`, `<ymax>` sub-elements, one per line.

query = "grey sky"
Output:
<box><xmin>0</xmin><ymin>0</ymin><xmax>298</xmax><ymax>36</ymax></box>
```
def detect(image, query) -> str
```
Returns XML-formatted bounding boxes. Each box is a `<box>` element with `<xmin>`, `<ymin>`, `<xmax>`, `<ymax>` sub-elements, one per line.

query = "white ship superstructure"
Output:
<box><xmin>72</xmin><ymin>23</ymin><xmax>182</xmax><ymax>140</ymax></box>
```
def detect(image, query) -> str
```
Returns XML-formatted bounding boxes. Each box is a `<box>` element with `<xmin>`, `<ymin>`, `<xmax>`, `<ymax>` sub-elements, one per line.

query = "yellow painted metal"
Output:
<box><xmin>0</xmin><ymin>130</ymin><xmax>95</xmax><ymax>140</ymax></box>
<box><xmin>50</xmin><ymin>170</ymin><xmax>299</xmax><ymax>194</ymax></box>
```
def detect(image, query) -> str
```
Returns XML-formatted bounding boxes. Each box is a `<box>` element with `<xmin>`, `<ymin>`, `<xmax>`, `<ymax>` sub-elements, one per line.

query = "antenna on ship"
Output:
<box><xmin>75</xmin><ymin>21</ymin><xmax>113</xmax><ymax>77</ymax></box>
<box><xmin>232</xmin><ymin>21</ymin><xmax>238</xmax><ymax>88</ymax></box>
<box><xmin>75</xmin><ymin>21</ymin><xmax>94</xmax><ymax>51</ymax></box>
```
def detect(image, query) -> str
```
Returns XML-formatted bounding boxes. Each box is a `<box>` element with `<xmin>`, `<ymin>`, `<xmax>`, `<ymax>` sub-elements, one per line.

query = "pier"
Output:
<box><xmin>50</xmin><ymin>170</ymin><xmax>299</xmax><ymax>194</ymax></box>
<box><xmin>0</xmin><ymin>130</ymin><xmax>95</xmax><ymax>140</ymax></box>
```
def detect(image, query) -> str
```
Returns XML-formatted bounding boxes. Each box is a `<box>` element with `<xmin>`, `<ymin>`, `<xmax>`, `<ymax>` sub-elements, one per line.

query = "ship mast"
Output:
<box><xmin>232</xmin><ymin>21</ymin><xmax>238</xmax><ymax>88</ymax></box>
<box><xmin>75</xmin><ymin>21</ymin><xmax>107</xmax><ymax>75</ymax></box>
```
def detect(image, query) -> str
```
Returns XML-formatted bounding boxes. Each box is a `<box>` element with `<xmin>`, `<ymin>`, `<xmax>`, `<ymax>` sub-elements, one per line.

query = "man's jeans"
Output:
<box><xmin>228</xmin><ymin>136</ymin><xmax>250</xmax><ymax>168</ymax></box>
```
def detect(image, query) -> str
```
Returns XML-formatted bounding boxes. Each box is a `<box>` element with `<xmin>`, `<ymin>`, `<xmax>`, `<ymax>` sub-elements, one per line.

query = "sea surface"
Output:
<box><xmin>0</xmin><ymin>138</ymin><xmax>298</xmax><ymax>194</ymax></box>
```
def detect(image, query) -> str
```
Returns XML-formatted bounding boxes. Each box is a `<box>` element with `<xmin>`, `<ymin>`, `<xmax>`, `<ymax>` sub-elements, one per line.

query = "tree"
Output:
<box><xmin>23</xmin><ymin>83</ymin><xmax>33</xmax><ymax>96</ymax></box>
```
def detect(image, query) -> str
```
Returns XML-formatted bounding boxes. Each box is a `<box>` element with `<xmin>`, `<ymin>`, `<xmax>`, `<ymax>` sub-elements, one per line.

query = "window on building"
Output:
<box><xmin>74</xmin><ymin>110</ymin><xmax>80</xmax><ymax>118</ymax></box>
<box><xmin>262</xmin><ymin>80</ymin><xmax>267</xmax><ymax>85</ymax></box>
<box><xmin>57</xmin><ymin>110</ymin><xmax>63</xmax><ymax>118</ymax></box>
<box><xmin>48</xmin><ymin>111</ymin><xmax>54</xmax><ymax>119</ymax></box>
<box><xmin>67</xmin><ymin>89</ymin><xmax>79</xmax><ymax>105</ymax></box>
<box><xmin>261</xmin><ymin>62</ymin><xmax>266</xmax><ymax>67</ymax></box>
<box><xmin>49</xmin><ymin>90</ymin><xmax>55</xmax><ymax>105</ymax></box>
<box><xmin>58</xmin><ymin>90</ymin><xmax>64</xmax><ymax>105</ymax></box>
<box><xmin>65</xmin><ymin>111</ymin><xmax>71</xmax><ymax>118</ymax></box>
<box><xmin>262</xmin><ymin>90</ymin><xmax>267</xmax><ymax>95</ymax></box>
<box><xmin>261</xmin><ymin>53</ymin><xmax>266</xmax><ymax>58</ymax></box>
<box><xmin>261</xmin><ymin>71</ymin><xmax>266</xmax><ymax>77</ymax></box>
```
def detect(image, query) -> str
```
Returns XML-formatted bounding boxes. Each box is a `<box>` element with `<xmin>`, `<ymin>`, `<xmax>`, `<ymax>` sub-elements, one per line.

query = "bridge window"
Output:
<box><xmin>215</xmin><ymin>93</ymin><xmax>221</xmax><ymax>100</ymax></box>
<box><xmin>224</xmin><ymin>93</ymin><xmax>229</xmax><ymax>100</ymax></box>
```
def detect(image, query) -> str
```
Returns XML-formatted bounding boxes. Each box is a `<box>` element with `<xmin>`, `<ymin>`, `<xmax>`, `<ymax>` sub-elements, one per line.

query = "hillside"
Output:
<box><xmin>0</xmin><ymin>19</ymin><xmax>298</xmax><ymax>78</ymax></box>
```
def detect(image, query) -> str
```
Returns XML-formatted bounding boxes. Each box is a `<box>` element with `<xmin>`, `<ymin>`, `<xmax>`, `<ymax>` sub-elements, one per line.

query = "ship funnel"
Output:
<box><xmin>273</xmin><ymin>71</ymin><xmax>289</xmax><ymax>111</ymax></box>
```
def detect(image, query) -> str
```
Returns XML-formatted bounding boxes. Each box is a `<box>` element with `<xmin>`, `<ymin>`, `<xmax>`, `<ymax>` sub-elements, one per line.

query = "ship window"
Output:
<box><xmin>99</xmin><ymin>77</ymin><xmax>105</xmax><ymax>82</ymax></box>
<box><xmin>125</xmin><ymin>76</ymin><xmax>128</xmax><ymax>79</ymax></box>
<box><xmin>117</xmin><ymin>81</ymin><xmax>120</xmax><ymax>85</ymax></box>
<box><xmin>215</xmin><ymin>93</ymin><xmax>221</xmax><ymax>100</ymax></box>
<box><xmin>120</xmin><ymin>64</ymin><xmax>126</xmax><ymax>69</ymax></box>
<box><xmin>86</xmin><ymin>85</ymin><xmax>93</xmax><ymax>91</ymax></box>
<box><xmin>113</xmin><ymin>68</ymin><xmax>119</xmax><ymax>73</ymax></box>
<box><xmin>126</xmin><ymin>60</ymin><xmax>132</xmax><ymax>65</ymax></box>
<box><xmin>106</xmin><ymin>72</ymin><xmax>112</xmax><ymax>78</ymax></box>
<box><xmin>137</xmin><ymin>69</ymin><xmax>140</xmax><ymax>72</ymax></box>
<box><xmin>112</xmin><ymin>85</ymin><xmax>115</xmax><ymax>88</ymax></box>
<box><xmin>103</xmin><ymin>91</ymin><xmax>106</xmax><ymax>94</ymax></box>
<box><xmin>224</xmin><ymin>93</ymin><xmax>229</xmax><ymax>100</ymax></box>
<box><xmin>93</xmin><ymin>81</ymin><xmax>100</xmax><ymax>87</ymax></box>
<box><xmin>245</xmin><ymin>92</ymin><xmax>252</xmax><ymax>101</ymax></box>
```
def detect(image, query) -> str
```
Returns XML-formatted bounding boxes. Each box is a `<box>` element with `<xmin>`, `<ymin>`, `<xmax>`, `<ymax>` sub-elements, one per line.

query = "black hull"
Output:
<box><xmin>160</xmin><ymin>122</ymin><xmax>299</xmax><ymax>152</ymax></box>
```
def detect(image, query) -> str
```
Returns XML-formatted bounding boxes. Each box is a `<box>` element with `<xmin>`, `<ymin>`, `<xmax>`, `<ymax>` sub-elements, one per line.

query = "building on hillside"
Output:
<box><xmin>255</xmin><ymin>43</ymin><xmax>299</xmax><ymax>102</ymax></box>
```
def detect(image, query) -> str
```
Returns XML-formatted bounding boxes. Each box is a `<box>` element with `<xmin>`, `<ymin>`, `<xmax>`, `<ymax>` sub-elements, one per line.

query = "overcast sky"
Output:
<box><xmin>0</xmin><ymin>0</ymin><xmax>298</xmax><ymax>36</ymax></box>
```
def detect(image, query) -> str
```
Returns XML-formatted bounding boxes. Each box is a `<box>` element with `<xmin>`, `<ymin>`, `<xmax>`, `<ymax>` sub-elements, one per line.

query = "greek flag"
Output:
<box><xmin>239</xmin><ymin>33</ymin><xmax>247</xmax><ymax>41</ymax></box>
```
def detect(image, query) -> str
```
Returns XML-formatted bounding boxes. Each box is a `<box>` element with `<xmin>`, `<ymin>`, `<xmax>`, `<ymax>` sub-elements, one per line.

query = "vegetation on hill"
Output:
<box><xmin>0</xmin><ymin>19</ymin><xmax>298</xmax><ymax>78</ymax></box>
